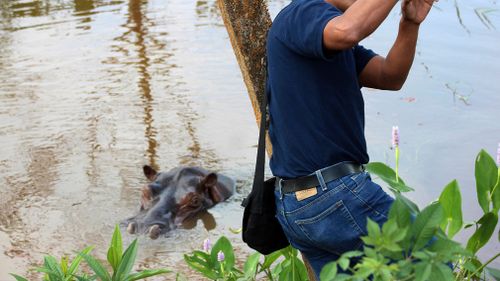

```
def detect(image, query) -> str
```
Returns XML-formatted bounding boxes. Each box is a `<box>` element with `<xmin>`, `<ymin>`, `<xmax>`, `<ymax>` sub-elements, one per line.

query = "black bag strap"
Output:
<box><xmin>253</xmin><ymin>91</ymin><xmax>268</xmax><ymax>207</ymax></box>
<box><xmin>241</xmin><ymin>89</ymin><xmax>268</xmax><ymax>212</ymax></box>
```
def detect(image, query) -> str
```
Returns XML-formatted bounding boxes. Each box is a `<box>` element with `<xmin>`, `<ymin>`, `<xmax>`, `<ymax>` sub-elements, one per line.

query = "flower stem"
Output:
<box><xmin>395</xmin><ymin>146</ymin><xmax>400</xmax><ymax>183</ymax></box>
<box><xmin>470</xmin><ymin>252</ymin><xmax>500</xmax><ymax>278</ymax></box>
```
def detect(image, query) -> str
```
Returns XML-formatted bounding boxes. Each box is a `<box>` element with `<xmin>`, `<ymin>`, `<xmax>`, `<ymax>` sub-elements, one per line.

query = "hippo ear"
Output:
<box><xmin>200</xmin><ymin>173</ymin><xmax>218</xmax><ymax>188</ymax></box>
<box><xmin>143</xmin><ymin>165</ymin><xmax>158</xmax><ymax>181</ymax></box>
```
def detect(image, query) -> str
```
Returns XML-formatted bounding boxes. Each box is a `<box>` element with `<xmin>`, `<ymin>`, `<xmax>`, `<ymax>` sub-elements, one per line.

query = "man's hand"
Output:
<box><xmin>402</xmin><ymin>0</ymin><xmax>436</xmax><ymax>25</ymax></box>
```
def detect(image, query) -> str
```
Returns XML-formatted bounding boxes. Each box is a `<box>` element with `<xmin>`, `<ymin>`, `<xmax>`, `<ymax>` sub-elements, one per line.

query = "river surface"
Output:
<box><xmin>0</xmin><ymin>0</ymin><xmax>499</xmax><ymax>279</ymax></box>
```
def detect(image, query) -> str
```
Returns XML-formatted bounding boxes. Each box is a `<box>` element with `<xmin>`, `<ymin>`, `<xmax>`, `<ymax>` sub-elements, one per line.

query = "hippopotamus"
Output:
<box><xmin>123</xmin><ymin>165</ymin><xmax>235</xmax><ymax>239</ymax></box>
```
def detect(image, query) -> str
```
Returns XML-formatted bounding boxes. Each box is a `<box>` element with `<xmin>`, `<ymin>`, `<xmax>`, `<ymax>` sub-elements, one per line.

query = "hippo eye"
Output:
<box><xmin>153</xmin><ymin>172</ymin><xmax>162</xmax><ymax>181</ymax></box>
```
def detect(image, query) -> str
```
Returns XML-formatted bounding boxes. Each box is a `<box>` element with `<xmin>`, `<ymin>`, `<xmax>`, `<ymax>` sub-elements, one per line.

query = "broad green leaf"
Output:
<box><xmin>125</xmin><ymin>269</ymin><xmax>171</xmax><ymax>281</ymax></box>
<box><xmin>365</xmin><ymin>162</ymin><xmax>413</xmax><ymax>192</ymax></box>
<box><xmin>9</xmin><ymin>274</ymin><xmax>29</xmax><ymax>281</ymax></box>
<box><xmin>439</xmin><ymin>180</ymin><xmax>463</xmax><ymax>238</ymax></box>
<box><xmin>319</xmin><ymin>262</ymin><xmax>337</xmax><ymax>281</ymax></box>
<box><xmin>69</xmin><ymin>246</ymin><xmax>94</xmax><ymax>275</ymax></box>
<box><xmin>428</xmin><ymin>237</ymin><xmax>467</xmax><ymax>258</ymax></box>
<box><xmin>394</xmin><ymin>193</ymin><xmax>419</xmax><ymax>215</ymax></box>
<box><xmin>331</xmin><ymin>273</ymin><xmax>353</xmax><ymax>281</ymax></box>
<box><xmin>429</xmin><ymin>263</ymin><xmax>454</xmax><ymax>281</ymax></box>
<box><xmin>262</xmin><ymin>250</ymin><xmax>282</xmax><ymax>269</ymax></box>
<box><xmin>107</xmin><ymin>225</ymin><xmax>123</xmax><ymax>272</ymax></box>
<box><xmin>475</xmin><ymin>150</ymin><xmax>498</xmax><ymax>213</ymax></box>
<box><xmin>466</xmin><ymin>212</ymin><xmax>498</xmax><ymax>254</ymax></box>
<box><xmin>183</xmin><ymin>254</ymin><xmax>218</xmax><ymax>279</ymax></box>
<box><xmin>487</xmin><ymin>267</ymin><xmax>500</xmax><ymax>281</ymax></box>
<box><xmin>80</xmin><ymin>252</ymin><xmax>112</xmax><ymax>281</ymax></box>
<box><xmin>115</xmin><ymin>239</ymin><xmax>139</xmax><ymax>280</ymax></box>
<box><xmin>243</xmin><ymin>253</ymin><xmax>260</xmax><ymax>278</ymax></box>
<box><xmin>366</xmin><ymin>218</ymin><xmax>381</xmax><ymax>238</ymax></box>
<box><xmin>291</xmin><ymin>256</ymin><xmax>308</xmax><ymax>281</ymax></box>
<box><xmin>410</xmin><ymin>202</ymin><xmax>443</xmax><ymax>251</ymax></box>
<box><xmin>211</xmin><ymin>236</ymin><xmax>235</xmax><ymax>271</ymax></box>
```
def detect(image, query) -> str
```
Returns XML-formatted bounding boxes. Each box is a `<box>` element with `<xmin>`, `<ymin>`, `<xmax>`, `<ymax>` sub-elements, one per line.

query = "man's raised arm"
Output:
<box><xmin>323</xmin><ymin>0</ymin><xmax>399</xmax><ymax>50</ymax></box>
<box><xmin>359</xmin><ymin>0</ymin><xmax>436</xmax><ymax>90</ymax></box>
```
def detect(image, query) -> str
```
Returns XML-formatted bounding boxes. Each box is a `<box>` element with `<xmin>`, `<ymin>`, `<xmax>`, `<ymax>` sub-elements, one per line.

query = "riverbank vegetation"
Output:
<box><xmin>10</xmin><ymin>147</ymin><xmax>500</xmax><ymax>280</ymax></box>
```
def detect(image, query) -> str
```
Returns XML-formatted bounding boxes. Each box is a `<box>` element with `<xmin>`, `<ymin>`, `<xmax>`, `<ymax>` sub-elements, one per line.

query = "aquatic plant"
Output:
<box><xmin>10</xmin><ymin>225</ymin><xmax>171</xmax><ymax>281</ymax></box>
<box><xmin>184</xmin><ymin>236</ymin><xmax>308</xmax><ymax>281</ymax></box>
<box><xmin>319</xmin><ymin>147</ymin><xmax>500</xmax><ymax>280</ymax></box>
<box><xmin>185</xmin><ymin>141</ymin><xmax>500</xmax><ymax>280</ymax></box>
<box><xmin>78</xmin><ymin>225</ymin><xmax>170</xmax><ymax>281</ymax></box>
<box><xmin>10</xmin><ymin>246</ymin><xmax>93</xmax><ymax>281</ymax></box>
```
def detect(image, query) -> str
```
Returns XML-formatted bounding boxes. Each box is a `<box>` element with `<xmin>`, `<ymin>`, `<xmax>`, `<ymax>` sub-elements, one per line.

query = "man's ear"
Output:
<box><xmin>143</xmin><ymin>165</ymin><xmax>158</xmax><ymax>181</ymax></box>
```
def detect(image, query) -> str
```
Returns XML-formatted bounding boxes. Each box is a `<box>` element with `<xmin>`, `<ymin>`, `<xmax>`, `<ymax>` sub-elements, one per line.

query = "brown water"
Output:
<box><xmin>0</xmin><ymin>0</ymin><xmax>499</xmax><ymax>279</ymax></box>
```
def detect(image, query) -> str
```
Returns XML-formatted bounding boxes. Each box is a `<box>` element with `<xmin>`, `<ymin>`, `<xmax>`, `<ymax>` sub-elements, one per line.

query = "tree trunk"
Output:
<box><xmin>216</xmin><ymin>0</ymin><xmax>317</xmax><ymax>280</ymax></box>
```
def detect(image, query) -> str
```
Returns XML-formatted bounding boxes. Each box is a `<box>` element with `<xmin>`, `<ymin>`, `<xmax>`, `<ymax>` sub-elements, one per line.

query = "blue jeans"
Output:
<box><xmin>274</xmin><ymin>171</ymin><xmax>394</xmax><ymax>279</ymax></box>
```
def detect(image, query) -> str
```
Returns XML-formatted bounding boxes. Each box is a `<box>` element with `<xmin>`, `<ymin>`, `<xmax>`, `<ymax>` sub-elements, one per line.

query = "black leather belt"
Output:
<box><xmin>276</xmin><ymin>162</ymin><xmax>364</xmax><ymax>194</ymax></box>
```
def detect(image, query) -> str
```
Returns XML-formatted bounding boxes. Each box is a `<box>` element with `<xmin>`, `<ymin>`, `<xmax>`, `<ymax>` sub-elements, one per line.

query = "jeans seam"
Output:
<box><xmin>341</xmin><ymin>201</ymin><xmax>366</xmax><ymax>235</ymax></box>
<box><xmin>346</xmin><ymin>185</ymin><xmax>388</xmax><ymax>218</ymax></box>
<box><xmin>295</xmin><ymin>200</ymin><xmax>363</xmax><ymax>256</ymax></box>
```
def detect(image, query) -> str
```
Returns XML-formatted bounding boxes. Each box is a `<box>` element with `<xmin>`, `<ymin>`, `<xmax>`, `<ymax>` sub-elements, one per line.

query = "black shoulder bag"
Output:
<box><xmin>241</xmin><ymin>93</ymin><xmax>290</xmax><ymax>255</ymax></box>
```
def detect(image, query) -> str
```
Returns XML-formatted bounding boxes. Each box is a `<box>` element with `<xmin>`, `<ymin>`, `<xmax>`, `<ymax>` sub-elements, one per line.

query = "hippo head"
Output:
<box><xmin>123</xmin><ymin>166</ymin><xmax>235</xmax><ymax>239</ymax></box>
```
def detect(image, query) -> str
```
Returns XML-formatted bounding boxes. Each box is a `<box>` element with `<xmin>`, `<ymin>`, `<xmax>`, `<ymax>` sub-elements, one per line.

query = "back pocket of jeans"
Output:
<box><xmin>295</xmin><ymin>200</ymin><xmax>364</xmax><ymax>254</ymax></box>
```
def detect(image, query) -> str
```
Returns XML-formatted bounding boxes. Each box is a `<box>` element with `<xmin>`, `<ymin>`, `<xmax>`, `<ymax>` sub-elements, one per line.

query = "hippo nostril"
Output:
<box><xmin>148</xmin><ymin>224</ymin><xmax>162</xmax><ymax>240</ymax></box>
<box><xmin>127</xmin><ymin>222</ymin><xmax>137</xmax><ymax>234</ymax></box>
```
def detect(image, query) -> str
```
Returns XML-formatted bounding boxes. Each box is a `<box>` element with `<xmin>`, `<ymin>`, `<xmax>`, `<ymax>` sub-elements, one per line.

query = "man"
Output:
<box><xmin>266</xmin><ymin>0</ymin><xmax>435</xmax><ymax>277</ymax></box>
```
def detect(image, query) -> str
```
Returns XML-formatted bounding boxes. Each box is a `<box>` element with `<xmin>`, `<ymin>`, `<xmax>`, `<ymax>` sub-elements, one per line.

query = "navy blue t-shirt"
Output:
<box><xmin>267</xmin><ymin>0</ymin><xmax>377</xmax><ymax>179</ymax></box>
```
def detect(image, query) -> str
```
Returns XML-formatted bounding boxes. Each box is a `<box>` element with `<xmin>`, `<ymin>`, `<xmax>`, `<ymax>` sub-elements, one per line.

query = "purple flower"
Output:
<box><xmin>392</xmin><ymin>126</ymin><xmax>400</xmax><ymax>148</ymax></box>
<box><xmin>203</xmin><ymin>238</ymin><xmax>211</xmax><ymax>252</ymax></box>
<box><xmin>497</xmin><ymin>143</ymin><xmax>500</xmax><ymax>166</ymax></box>
<box><xmin>217</xmin><ymin>250</ymin><xmax>225</xmax><ymax>262</ymax></box>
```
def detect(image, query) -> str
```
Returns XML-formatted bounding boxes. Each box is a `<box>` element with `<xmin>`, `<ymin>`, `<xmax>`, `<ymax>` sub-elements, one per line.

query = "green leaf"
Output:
<box><xmin>262</xmin><ymin>250</ymin><xmax>282</xmax><ymax>269</ymax></box>
<box><xmin>475</xmin><ymin>150</ymin><xmax>498</xmax><ymax>213</ymax></box>
<box><xmin>413</xmin><ymin>261</ymin><xmax>430</xmax><ymax>281</ymax></box>
<box><xmin>69</xmin><ymin>246</ymin><xmax>94</xmax><ymax>276</ymax></box>
<box><xmin>428</xmin><ymin>237</ymin><xmax>467</xmax><ymax>258</ymax></box>
<box><xmin>211</xmin><ymin>236</ymin><xmax>235</xmax><ymax>271</ymax></box>
<box><xmin>125</xmin><ymin>269</ymin><xmax>171</xmax><ymax>281</ymax></box>
<box><xmin>394</xmin><ymin>193</ymin><xmax>420</xmax><ymax>215</ymax></box>
<box><xmin>115</xmin><ymin>239</ymin><xmax>139</xmax><ymax>280</ymax></box>
<box><xmin>290</xmin><ymin>256</ymin><xmax>308</xmax><ymax>281</ymax></box>
<box><xmin>365</xmin><ymin>162</ymin><xmax>413</xmax><ymax>192</ymax></box>
<box><xmin>243</xmin><ymin>253</ymin><xmax>261</xmax><ymax>278</ymax></box>
<box><xmin>319</xmin><ymin>262</ymin><xmax>337</xmax><ymax>281</ymax></box>
<box><xmin>439</xmin><ymin>180</ymin><xmax>463</xmax><ymax>238</ymax></box>
<box><xmin>184</xmin><ymin>253</ymin><xmax>218</xmax><ymax>279</ymax></box>
<box><xmin>410</xmin><ymin>202</ymin><xmax>443</xmax><ymax>251</ymax></box>
<box><xmin>107</xmin><ymin>225</ymin><xmax>123</xmax><ymax>272</ymax></box>
<box><xmin>487</xmin><ymin>267</ymin><xmax>500</xmax><ymax>281</ymax></box>
<box><xmin>44</xmin><ymin>256</ymin><xmax>64</xmax><ymax>279</ymax></box>
<box><xmin>61</xmin><ymin>256</ymin><xmax>68</xmax><ymax>275</ymax></box>
<box><xmin>466</xmin><ymin>212</ymin><xmax>498</xmax><ymax>253</ymax></box>
<box><xmin>429</xmin><ymin>263</ymin><xmax>454</xmax><ymax>281</ymax></box>
<box><xmin>10</xmin><ymin>274</ymin><xmax>29</xmax><ymax>281</ymax></box>
<box><xmin>367</xmin><ymin>218</ymin><xmax>381</xmax><ymax>238</ymax></box>
<box><xmin>80</xmin><ymin>252</ymin><xmax>112</xmax><ymax>281</ymax></box>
